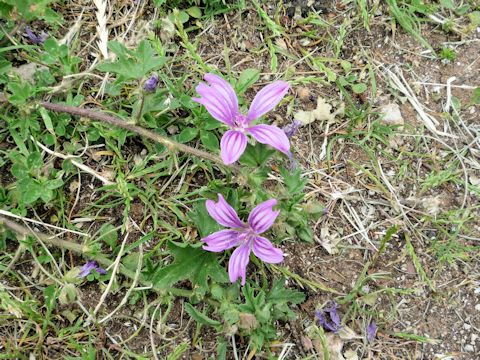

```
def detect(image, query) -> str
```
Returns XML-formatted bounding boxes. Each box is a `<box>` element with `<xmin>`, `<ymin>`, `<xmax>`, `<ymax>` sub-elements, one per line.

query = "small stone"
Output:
<box><xmin>167</xmin><ymin>125</ymin><xmax>179</xmax><ymax>135</ymax></box>
<box><xmin>475</xmin><ymin>304</ymin><xmax>480</xmax><ymax>312</ymax></box>
<box><xmin>464</xmin><ymin>323</ymin><xmax>471</xmax><ymax>330</ymax></box>
<box><xmin>379</xmin><ymin>103</ymin><xmax>404</xmax><ymax>126</ymax></box>
<box><xmin>464</xmin><ymin>344</ymin><xmax>474</xmax><ymax>352</ymax></box>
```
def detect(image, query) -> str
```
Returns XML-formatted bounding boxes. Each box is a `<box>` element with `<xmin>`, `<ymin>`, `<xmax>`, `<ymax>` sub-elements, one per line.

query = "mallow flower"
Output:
<box><xmin>202</xmin><ymin>194</ymin><xmax>284</xmax><ymax>285</ymax></box>
<box><xmin>78</xmin><ymin>260</ymin><xmax>106</xmax><ymax>278</ymax></box>
<box><xmin>193</xmin><ymin>73</ymin><xmax>291</xmax><ymax>164</ymax></box>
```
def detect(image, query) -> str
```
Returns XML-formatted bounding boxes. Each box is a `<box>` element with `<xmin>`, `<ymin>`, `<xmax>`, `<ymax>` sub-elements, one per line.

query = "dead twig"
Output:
<box><xmin>40</xmin><ymin>101</ymin><xmax>241</xmax><ymax>173</ymax></box>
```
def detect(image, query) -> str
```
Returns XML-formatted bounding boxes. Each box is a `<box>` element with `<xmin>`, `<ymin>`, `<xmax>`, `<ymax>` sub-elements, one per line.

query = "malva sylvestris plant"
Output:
<box><xmin>193</xmin><ymin>73</ymin><xmax>291</xmax><ymax>164</ymax></box>
<box><xmin>201</xmin><ymin>194</ymin><xmax>284</xmax><ymax>285</ymax></box>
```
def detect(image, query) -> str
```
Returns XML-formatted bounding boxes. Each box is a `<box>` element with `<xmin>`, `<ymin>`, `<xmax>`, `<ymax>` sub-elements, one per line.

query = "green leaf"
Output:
<box><xmin>280</xmin><ymin>166</ymin><xmax>307</xmax><ymax>195</ymax></box>
<box><xmin>98</xmin><ymin>223</ymin><xmax>118</xmax><ymax>248</ymax></box>
<box><xmin>351</xmin><ymin>83</ymin><xmax>367</xmax><ymax>94</ymax></box>
<box><xmin>184</xmin><ymin>303</ymin><xmax>221</xmax><ymax>327</ymax></box>
<box><xmin>186</xmin><ymin>6</ymin><xmax>202</xmax><ymax>18</ymax></box>
<box><xmin>27</xmin><ymin>152</ymin><xmax>43</xmax><ymax>170</ymax></box>
<box><xmin>297</xmin><ymin>226</ymin><xmax>313</xmax><ymax>243</ymax></box>
<box><xmin>267</xmin><ymin>278</ymin><xmax>305</xmax><ymax>305</ymax></box>
<box><xmin>151</xmin><ymin>243</ymin><xmax>228</xmax><ymax>291</ymax></box>
<box><xmin>200</xmin><ymin>130</ymin><xmax>219</xmax><ymax>151</ymax></box>
<box><xmin>471</xmin><ymin>87</ymin><xmax>480</xmax><ymax>105</ymax></box>
<box><xmin>97</xmin><ymin>40</ymin><xmax>165</xmax><ymax>80</ymax></box>
<box><xmin>39</xmin><ymin>107</ymin><xmax>54</xmax><ymax>134</ymax></box>
<box><xmin>20</xmin><ymin>179</ymin><xmax>42</xmax><ymax>204</ymax></box>
<box><xmin>45</xmin><ymin>178</ymin><xmax>64</xmax><ymax>190</ymax></box>
<box><xmin>440</xmin><ymin>0</ymin><xmax>454</xmax><ymax>9</ymax></box>
<box><xmin>11</xmin><ymin>163</ymin><xmax>28</xmax><ymax>180</ymax></box>
<box><xmin>236</xmin><ymin>68</ymin><xmax>260</xmax><ymax>94</ymax></box>
<box><xmin>239</xmin><ymin>144</ymin><xmax>274</xmax><ymax>167</ymax></box>
<box><xmin>188</xmin><ymin>201</ymin><xmax>221</xmax><ymax>238</ymax></box>
<box><xmin>177</xmin><ymin>127</ymin><xmax>198</xmax><ymax>143</ymax></box>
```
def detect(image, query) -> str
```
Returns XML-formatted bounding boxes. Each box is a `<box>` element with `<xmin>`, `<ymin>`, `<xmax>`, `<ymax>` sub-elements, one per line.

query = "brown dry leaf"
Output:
<box><xmin>325</xmin><ymin>333</ymin><xmax>345</xmax><ymax>360</ymax></box>
<box><xmin>11</xmin><ymin>63</ymin><xmax>47</xmax><ymax>83</ymax></box>
<box><xmin>301</xmin><ymin>335</ymin><xmax>314</xmax><ymax>351</ymax></box>
<box><xmin>320</xmin><ymin>227</ymin><xmax>342</xmax><ymax>255</ymax></box>
<box><xmin>338</xmin><ymin>325</ymin><xmax>361</xmax><ymax>340</ymax></box>
<box><xmin>344</xmin><ymin>349</ymin><xmax>359</xmax><ymax>360</ymax></box>
<box><xmin>294</xmin><ymin>96</ymin><xmax>344</xmax><ymax>126</ymax></box>
<box><xmin>238</xmin><ymin>312</ymin><xmax>258</xmax><ymax>331</ymax></box>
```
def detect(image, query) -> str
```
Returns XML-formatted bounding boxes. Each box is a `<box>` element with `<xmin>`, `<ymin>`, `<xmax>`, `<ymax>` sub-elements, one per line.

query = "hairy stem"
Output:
<box><xmin>40</xmin><ymin>101</ymin><xmax>240</xmax><ymax>172</ymax></box>
<box><xmin>0</xmin><ymin>216</ymin><xmax>193</xmax><ymax>298</ymax></box>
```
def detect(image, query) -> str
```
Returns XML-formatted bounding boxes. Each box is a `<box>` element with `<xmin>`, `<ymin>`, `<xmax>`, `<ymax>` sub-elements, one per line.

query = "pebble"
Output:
<box><xmin>464</xmin><ymin>344</ymin><xmax>474</xmax><ymax>352</ymax></box>
<box><xmin>464</xmin><ymin>323</ymin><xmax>471</xmax><ymax>330</ymax></box>
<box><xmin>379</xmin><ymin>103</ymin><xmax>404</xmax><ymax>126</ymax></box>
<box><xmin>475</xmin><ymin>304</ymin><xmax>480</xmax><ymax>312</ymax></box>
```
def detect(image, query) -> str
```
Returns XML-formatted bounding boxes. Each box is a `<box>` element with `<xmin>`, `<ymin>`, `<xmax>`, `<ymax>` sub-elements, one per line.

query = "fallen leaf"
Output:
<box><xmin>320</xmin><ymin>227</ymin><xmax>342</xmax><ymax>255</ymax></box>
<box><xmin>294</xmin><ymin>96</ymin><xmax>344</xmax><ymax>126</ymax></box>
<box><xmin>238</xmin><ymin>312</ymin><xmax>258</xmax><ymax>331</ymax></box>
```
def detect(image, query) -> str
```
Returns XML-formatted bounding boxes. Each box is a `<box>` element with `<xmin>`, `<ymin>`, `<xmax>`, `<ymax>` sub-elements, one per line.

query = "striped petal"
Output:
<box><xmin>192</xmin><ymin>73</ymin><xmax>239</xmax><ymax>126</ymax></box>
<box><xmin>202</xmin><ymin>229</ymin><xmax>241</xmax><ymax>252</ymax></box>
<box><xmin>248</xmin><ymin>199</ymin><xmax>279</xmax><ymax>234</ymax></box>
<box><xmin>205</xmin><ymin>193</ymin><xmax>245</xmax><ymax>228</ymax></box>
<box><xmin>228</xmin><ymin>243</ymin><xmax>251</xmax><ymax>285</ymax></box>
<box><xmin>252</xmin><ymin>236</ymin><xmax>284</xmax><ymax>263</ymax></box>
<box><xmin>247</xmin><ymin>81</ymin><xmax>289</xmax><ymax>121</ymax></box>
<box><xmin>247</xmin><ymin>124</ymin><xmax>291</xmax><ymax>155</ymax></box>
<box><xmin>220</xmin><ymin>130</ymin><xmax>248</xmax><ymax>165</ymax></box>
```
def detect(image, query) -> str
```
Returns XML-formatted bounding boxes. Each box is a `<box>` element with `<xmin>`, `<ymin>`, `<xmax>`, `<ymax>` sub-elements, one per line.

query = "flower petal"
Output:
<box><xmin>220</xmin><ymin>130</ymin><xmax>248</xmax><ymax>165</ymax></box>
<box><xmin>247</xmin><ymin>81</ymin><xmax>289</xmax><ymax>121</ymax></box>
<box><xmin>202</xmin><ymin>229</ymin><xmax>241</xmax><ymax>252</ymax></box>
<box><xmin>192</xmin><ymin>73</ymin><xmax>239</xmax><ymax>126</ymax></box>
<box><xmin>205</xmin><ymin>193</ymin><xmax>245</xmax><ymax>228</ymax></box>
<box><xmin>228</xmin><ymin>243</ymin><xmax>251</xmax><ymax>285</ymax></box>
<box><xmin>247</xmin><ymin>124</ymin><xmax>291</xmax><ymax>155</ymax></box>
<box><xmin>252</xmin><ymin>236</ymin><xmax>283</xmax><ymax>263</ymax></box>
<box><xmin>204</xmin><ymin>73</ymin><xmax>238</xmax><ymax>116</ymax></box>
<box><xmin>248</xmin><ymin>199</ymin><xmax>279</xmax><ymax>234</ymax></box>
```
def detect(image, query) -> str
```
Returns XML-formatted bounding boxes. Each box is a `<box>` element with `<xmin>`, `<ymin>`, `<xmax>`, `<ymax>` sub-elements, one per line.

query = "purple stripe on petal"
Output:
<box><xmin>228</xmin><ymin>243</ymin><xmax>251</xmax><ymax>285</ymax></box>
<box><xmin>202</xmin><ymin>229</ymin><xmax>241</xmax><ymax>252</ymax></box>
<box><xmin>247</xmin><ymin>124</ymin><xmax>291</xmax><ymax>155</ymax></box>
<box><xmin>205</xmin><ymin>193</ymin><xmax>245</xmax><ymax>228</ymax></box>
<box><xmin>246</xmin><ymin>81</ymin><xmax>289</xmax><ymax>121</ymax></box>
<box><xmin>220</xmin><ymin>130</ymin><xmax>248</xmax><ymax>165</ymax></box>
<box><xmin>193</xmin><ymin>83</ymin><xmax>234</xmax><ymax>126</ymax></box>
<box><xmin>252</xmin><ymin>236</ymin><xmax>283</xmax><ymax>263</ymax></box>
<box><xmin>204</xmin><ymin>73</ymin><xmax>238</xmax><ymax>117</ymax></box>
<box><xmin>248</xmin><ymin>199</ymin><xmax>279</xmax><ymax>234</ymax></box>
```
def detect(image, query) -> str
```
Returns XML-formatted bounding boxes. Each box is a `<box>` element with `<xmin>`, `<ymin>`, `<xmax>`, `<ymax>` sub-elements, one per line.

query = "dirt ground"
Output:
<box><xmin>1</xmin><ymin>0</ymin><xmax>480</xmax><ymax>359</ymax></box>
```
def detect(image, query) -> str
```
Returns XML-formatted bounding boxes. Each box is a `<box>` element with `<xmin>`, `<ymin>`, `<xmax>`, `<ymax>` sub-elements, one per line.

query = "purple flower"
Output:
<box><xmin>193</xmin><ymin>73</ymin><xmax>291</xmax><ymax>164</ymax></box>
<box><xmin>367</xmin><ymin>320</ymin><xmax>377</xmax><ymax>342</ymax></box>
<box><xmin>143</xmin><ymin>74</ymin><xmax>159</xmax><ymax>92</ymax></box>
<box><xmin>202</xmin><ymin>194</ymin><xmax>284</xmax><ymax>285</ymax></box>
<box><xmin>79</xmin><ymin>260</ymin><xmax>106</xmax><ymax>278</ymax></box>
<box><xmin>282</xmin><ymin>120</ymin><xmax>301</xmax><ymax>138</ymax></box>
<box><xmin>25</xmin><ymin>27</ymin><xmax>47</xmax><ymax>44</ymax></box>
<box><xmin>315</xmin><ymin>302</ymin><xmax>341</xmax><ymax>333</ymax></box>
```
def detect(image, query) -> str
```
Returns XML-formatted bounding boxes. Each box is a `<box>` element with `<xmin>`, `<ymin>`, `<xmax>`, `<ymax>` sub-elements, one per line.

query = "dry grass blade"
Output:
<box><xmin>93</xmin><ymin>0</ymin><xmax>109</xmax><ymax>59</ymax></box>
<box><xmin>382</xmin><ymin>65</ymin><xmax>457</xmax><ymax>139</ymax></box>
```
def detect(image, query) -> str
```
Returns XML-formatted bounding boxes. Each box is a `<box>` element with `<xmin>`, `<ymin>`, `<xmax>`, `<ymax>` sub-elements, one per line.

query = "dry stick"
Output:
<box><xmin>40</xmin><ymin>101</ymin><xmax>241</xmax><ymax>173</ymax></box>
<box><xmin>0</xmin><ymin>216</ymin><xmax>193</xmax><ymax>298</ymax></box>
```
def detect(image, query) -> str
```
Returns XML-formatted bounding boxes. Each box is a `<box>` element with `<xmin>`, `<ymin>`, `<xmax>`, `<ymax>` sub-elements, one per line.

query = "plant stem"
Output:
<box><xmin>40</xmin><ymin>101</ymin><xmax>240</xmax><ymax>173</ymax></box>
<box><xmin>0</xmin><ymin>216</ymin><xmax>193</xmax><ymax>298</ymax></box>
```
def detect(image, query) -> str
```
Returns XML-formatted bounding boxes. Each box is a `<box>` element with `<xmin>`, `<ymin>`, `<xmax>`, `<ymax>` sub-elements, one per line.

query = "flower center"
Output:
<box><xmin>237</xmin><ymin>228</ymin><xmax>256</xmax><ymax>247</ymax></box>
<box><xmin>233</xmin><ymin>114</ymin><xmax>248</xmax><ymax>132</ymax></box>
